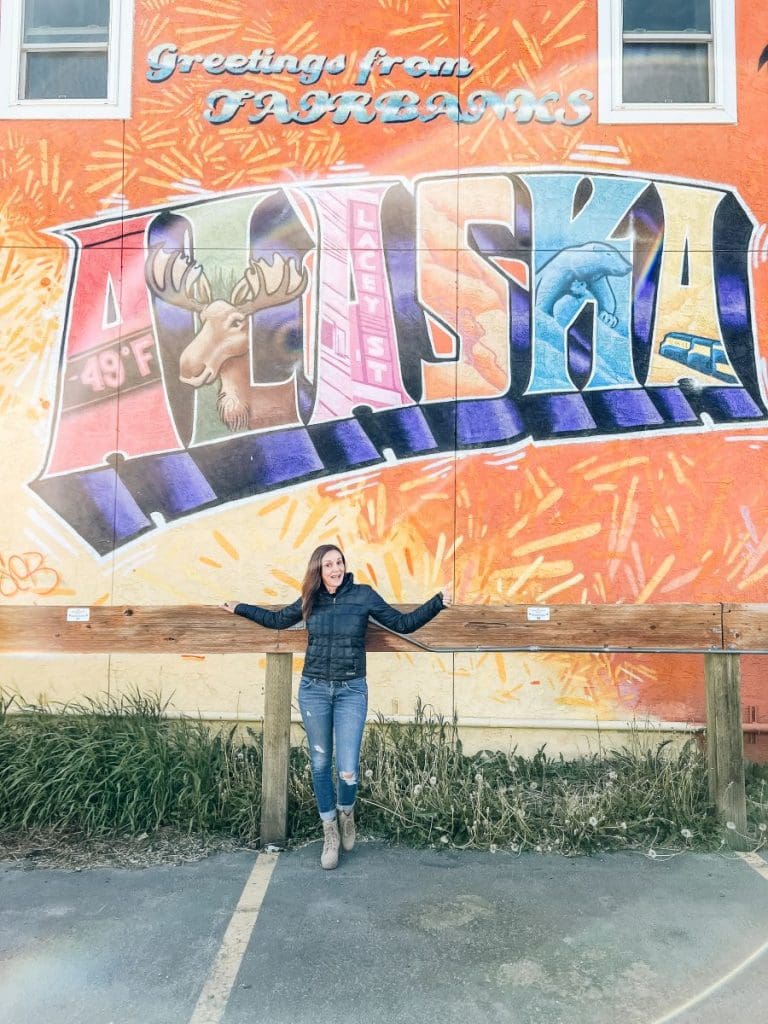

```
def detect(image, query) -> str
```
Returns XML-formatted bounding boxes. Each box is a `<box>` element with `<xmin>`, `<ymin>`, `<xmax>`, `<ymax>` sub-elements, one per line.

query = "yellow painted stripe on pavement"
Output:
<box><xmin>188</xmin><ymin>851</ymin><xmax>279</xmax><ymax>1024</ymax></box>
<box><xmin>649</xmin><ymin>854</ymin><xmax>768</xmax><ymax>1023</ymax></box>
<box><xmin>738</xmin><ymin>850</ymin><xmax>768</xmax><ymax>882</ymax></box>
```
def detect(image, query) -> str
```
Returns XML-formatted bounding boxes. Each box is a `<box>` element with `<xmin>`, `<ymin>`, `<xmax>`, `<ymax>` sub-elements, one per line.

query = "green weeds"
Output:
<box><xmin>1</xmin><ymin>692</ymin><xmax>766</xmax><ymax>855</ymax></box>
<box><xmin>0</xmin><ymin>691</ymin><xmax>262</xmax><ymax>840</ymax></box>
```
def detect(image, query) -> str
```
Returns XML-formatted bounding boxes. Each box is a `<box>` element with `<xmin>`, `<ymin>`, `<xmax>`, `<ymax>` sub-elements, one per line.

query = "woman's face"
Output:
<box><xmin>320</xmin><ymin>549</ymin><xmax>345</xmax><ymax>593</ymax></box>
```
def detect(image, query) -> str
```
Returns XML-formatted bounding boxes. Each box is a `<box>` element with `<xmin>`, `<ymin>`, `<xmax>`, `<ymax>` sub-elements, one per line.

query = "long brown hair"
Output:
<box><xmin>301</xmin><ymin>544</ymin><xmax>346</xmax><ymax>620</ymax></box>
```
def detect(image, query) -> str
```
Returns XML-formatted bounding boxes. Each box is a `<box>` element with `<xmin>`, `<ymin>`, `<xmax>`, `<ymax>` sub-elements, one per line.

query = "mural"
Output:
<box><xmin>34</xmin><ymin>171</ymin><xmax>764</xmax><ymax>554</ymax></box>
<box><xmin>2</xmin><ymin>0</ymin><xmax>768</xmax><ymax>753</ymax></box>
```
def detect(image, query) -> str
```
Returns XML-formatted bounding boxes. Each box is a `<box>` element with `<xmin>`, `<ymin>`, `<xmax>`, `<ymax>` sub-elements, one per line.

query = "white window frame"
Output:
<box><xmin>0</xmin><ymin>0</ymin><xmax>133</xmax><ymax>119</ymax></box>
<box><xmin>597</xmin><ymin>0</ymin><xmax>736</xmax><ymax>124</ymax></box>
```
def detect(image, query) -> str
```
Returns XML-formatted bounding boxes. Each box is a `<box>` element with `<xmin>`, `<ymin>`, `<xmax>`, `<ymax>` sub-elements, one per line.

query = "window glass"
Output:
<box><xmin>623</xmin><ymin>0</ymin><xmax>711</xmax><ymax>33</ymax></box>
<box><xmin>23</xmin><ymin>0</ymin><xmax>109</xmax><ymax>44</ymax></box>
<box><xmin>623</xmin><ymin>42</ymin><xmax>710</xmax><ymax>103</ymax></box>
<box><xmin>25</xmin><ymin>51</ymin><xmax>108</xmax><ymax>98</ymax></box>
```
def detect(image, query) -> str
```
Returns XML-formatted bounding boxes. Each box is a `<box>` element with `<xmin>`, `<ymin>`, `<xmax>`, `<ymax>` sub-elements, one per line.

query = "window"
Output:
<box><xmin>598</xmin><ymin>0</ymin><xmax>736</xmax><ymax>124</ymax></box>
<box><xmin>0</xmin><ymin>0</ymin><xmax>133</xmax><ymax>118</ymax></box>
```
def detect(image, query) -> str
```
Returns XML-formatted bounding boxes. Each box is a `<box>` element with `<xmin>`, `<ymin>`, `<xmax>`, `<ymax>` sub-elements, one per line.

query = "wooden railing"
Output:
<box><xmin>2</xmin><ymin>602</ymin><xmax>767</xmax><ymax>850</ymax></box>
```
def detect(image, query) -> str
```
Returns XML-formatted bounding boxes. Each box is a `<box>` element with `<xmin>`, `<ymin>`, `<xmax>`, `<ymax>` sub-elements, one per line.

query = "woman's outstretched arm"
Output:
<box><xmin>366</xmin><ymin>588</ymin><xmax>447</xmax><ymax>634</ymax></box>
<box><xmin>220</xmin><ymin>598</ymin><xmax>303</xmax><ymax>630</ymax></box>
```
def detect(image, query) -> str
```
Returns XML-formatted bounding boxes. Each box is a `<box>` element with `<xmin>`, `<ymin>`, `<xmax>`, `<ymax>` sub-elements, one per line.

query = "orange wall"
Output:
<box><xmin>2</xmin><ymin>1</ymin><xmax>768</xmax><ymax>752</ymax></box>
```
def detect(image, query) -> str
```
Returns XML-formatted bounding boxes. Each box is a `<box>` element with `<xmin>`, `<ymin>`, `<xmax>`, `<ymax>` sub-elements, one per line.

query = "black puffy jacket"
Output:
<box><xmin>234</xmin><ymin>573</ymin><xmax>444</xmax><ymax>681</ymax></box>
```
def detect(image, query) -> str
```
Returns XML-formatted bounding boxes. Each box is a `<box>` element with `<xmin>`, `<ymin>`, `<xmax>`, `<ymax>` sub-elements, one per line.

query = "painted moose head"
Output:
<box><xmin>145</xmin><ymin>247</ymin><xmax>309</xmax><ymax>431</ymax></box>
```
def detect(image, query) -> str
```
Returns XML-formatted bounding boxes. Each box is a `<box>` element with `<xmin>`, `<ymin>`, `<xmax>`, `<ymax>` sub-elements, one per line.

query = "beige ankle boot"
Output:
<box><xmin>320</xmin><ymin>817</ymin><xmax>340</xmax><ymax>869</ymax></box>
<box><xmin>339</xmin><ymin>809</ymin><xmax>356</xmax><ymax>852</ymax></box>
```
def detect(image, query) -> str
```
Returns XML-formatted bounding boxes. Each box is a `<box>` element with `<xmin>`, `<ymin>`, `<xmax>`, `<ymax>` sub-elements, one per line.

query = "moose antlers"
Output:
<box><xmin>145</xmin><ymin>248</ymin><xmax>212</xmax><ymax>313</ymax></box>
<box><xmin>145</xmin><ymin>247</ymin><xmax>308</xmax><ymax>315</ymax></box>
<box><xmin>231</xmin><ymin>255</ymin><xmax>308</xmax><ymax>315</ymax></box>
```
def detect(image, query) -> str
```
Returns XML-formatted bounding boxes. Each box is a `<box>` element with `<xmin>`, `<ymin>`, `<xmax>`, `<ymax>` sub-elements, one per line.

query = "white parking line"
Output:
<box><xmin>649</xmin><ymin>853</ymin><xmax>768</xmax><ymax>1023</ymax></box>
<box><xmin>188</xmin><ymin>851</ymin><xmax>279</xmax><ymax>1024</ymax></box>
<box><xmin>738</xmin><ymin>850</ymin><xmax>768</xmax><ymax>882</ymax></box>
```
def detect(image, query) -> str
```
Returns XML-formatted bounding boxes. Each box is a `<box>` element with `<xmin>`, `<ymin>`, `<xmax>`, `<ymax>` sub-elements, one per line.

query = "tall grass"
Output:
<box><xmin>1</xmin><ymin>692</ymin><xmax>765</xmax><ymax>853</ymax></box>
<box><xmin>0</xmin><ymin>692</ymin><xmax>262</xmax><ymax>840</ymax></box>
<box><xmin>289</xmin><ymin>702</ymin><xmax>736</xmax><ymax>854</ymax></box>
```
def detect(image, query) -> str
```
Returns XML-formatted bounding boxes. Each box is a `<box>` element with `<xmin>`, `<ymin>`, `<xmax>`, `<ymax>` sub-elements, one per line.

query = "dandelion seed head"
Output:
<box><xmin>475</xmin><ymin>773</ymin><xmax>483</xmax><ymax>784</ymax></box>
<box><xmin>529</xmin><ymin>781</ymin><xmax>538</xmax><ymax>790</ymax></box>
<box><xmin>510</xmin><ymin>843</ymin><xmax>520</xmax><ymax>853</ymax></box>
<box><xmin>620</xmin><ymin>822</ymin><xmax>627</xmax><ymax>831</ymax></box>
<box><xmin>489</xmin><ymin>844</ymin><xmax>498</xmax><ymax>853</ymax></box>
<box><xmin>413</xmin><ymin>784</ymin><xmax>423</xmax><ymax>796</ymax></box>
<box><xmin>364</xmin><ymin>769</ymin><xmax>373</xmax><ymax>779</ymax></box>
<box><xmin>429</xmin><ymin>776</ymin><xmax>437</xmax><ymax>786</ymax></box>
<box><xmin>535</xmin><ymin>844</ymin><xmax>542</xmax><ymax>852</ymax></box>
<box><xmin>681</xmin><ymin>828</ymin><xmax>692</xmax><ymax>839</ymax></box>
<box><xmin>589</xmin><ymin>816</ymin><xmax>598</xmax><ymax>827</ymax></box>
<box><xmin>608</xmin><ymin>770</ymin><xmax>618</xmax><ymax>780</ymax></box>
<box><xmin>726</xmin><ymin>821</ymin><xmax>736</xmax><ymax>830</ymax></box>
<box><xmin>759</xmin><ymin>823</ymin><xmax>767</xmax><ymax>832</ymax></box>
<box><xmin>648</xmin><ymin>849</ymin><xmax>657</xmax><ymax>859</ymax></box>
<box><xmin>440</xmin><ymin>834</ymin><xmax>449</xmax><ymax>844</ymax></box>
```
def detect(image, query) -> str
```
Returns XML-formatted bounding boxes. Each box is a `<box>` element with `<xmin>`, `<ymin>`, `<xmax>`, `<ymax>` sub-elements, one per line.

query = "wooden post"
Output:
<box><xmin>260</xmin><ymin>652</ymin><xmax>293</xmax><ymax>847</ymax></box>
<box><xmin>704</xmin><ymin>652</ymin><xmax>719</xmax><ymax>809</ymax></box>
<box><xmin>704</xmin><ymin>652</ymin><xmax>747</xmax><ymax>850</ymax></box>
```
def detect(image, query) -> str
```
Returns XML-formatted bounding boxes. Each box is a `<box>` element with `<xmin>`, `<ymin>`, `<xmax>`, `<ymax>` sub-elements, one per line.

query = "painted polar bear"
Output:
<box><xmin>534</xmin><ymin>241</ymin><xmax>632</xmax><ymax>329</ymax></box>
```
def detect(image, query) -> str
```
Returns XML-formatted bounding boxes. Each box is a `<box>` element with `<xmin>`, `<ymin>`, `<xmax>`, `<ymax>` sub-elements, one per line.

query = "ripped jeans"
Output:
<box><xmin>298</xmin><ymin>675</ymin><xmax>368</xmax><ymax>822</ymax></box>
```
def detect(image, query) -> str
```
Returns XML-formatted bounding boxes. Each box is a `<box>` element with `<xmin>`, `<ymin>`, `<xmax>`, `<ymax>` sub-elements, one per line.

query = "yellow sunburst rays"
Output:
<box><xmin>209</xmin><ymin>126</ymin><xmax>290</xmax><ymax>189</ymax></box>
<box><xmin>134</xmin><ymin>8</ymin><xmax>171</xmax><ymax>45</ymax></box>
<box><xmin>199</xmin><ymin>529</ymin><xmax>240</xmax><ymax>570</ymax></box>
<box><xmin>459</xmin><ymin>1</ymin><xmax>591</xmax><ymax>164</ymax></box>
<box><xmin>622</xmin><ymin>453</ymin><xmax>689</xmax><ymax>601</ymax></box>
<box><xmin>737</xmin><ymin>533</ymin><xmax>768</xmax><ymax>592</ymax></box>
<box><xmin>728</xmin><ymin>480</ymin><xmax>768</xmax><ymax>592</ymax></box>
<box><xmin>452</xmin><ymin>459</ymin><xmax>590</xmax><ymax>605</ymax></box>
<box><xmin>508</xmin><ymin>520</ymin><xmax>597</xmax><ymax>602</ymax></box>
<box><xmin>0</xmin><ymin>135</ymin><xmax>78</xmax><ymax>237</ymax></box>
<box><xmin>474</xmin><ymin>646</ymin><xmax>632</xmax><ymax>716</ymax></box>
<box><xmin>138</xmin><ymin>125</ymin><xmax>229</xmax><ymax>195</ymax></box>
<box><xmin>86</xmin><ymin>121</ymin><xmax>182</xmax><ymax>199</ymax></box>
<box><xmin>581</xmin><ymin>456</ymin><xmax>645</xmax><ymax>591</ymax></box>
<box><xmin>645</xmin><ymin>453</ymin><xmax>710</xmax><ymax>598</ymax></box>
<box><xmin>0</xmin><ymin>128</ymin><xmax>37</xmax><ymax>180</ymax></box>
<box><xmin>314</xmin><ymin>464</ymin><xmax>457</xmax><ymax>598</ymax></box>
<box><xmin>140</xmin><ymin>80</ymin><xmax>212</xmax><ymax>122</ymax></box>
<box><xmin>579</xmin><ymin>449</ymin><xmax>708</xmax><ymax>603</ymax></box>
<box><xmin>287</xmin><ymin>127</ymin><xmax>348</xmax><ymax>177</ymax></box>
<box><xmin>173</xmin><ymin>0</ymin><xmax>256</xmax><ymax>50</ymax></box>
<box><xmin>0</xmin><ymin>246</ymin><xmax>67</xmax><ymax>428</ymax></box>
<box><xmin>193</xmin><ymin>529</ymin><xmax>251</xmax><ymax>601</ymax></box>
<box><xmin>685</xmin><ymin>475</ymin><xmax>736</xmax><ymax>591</ymax></box>
<box><xmin>377</xmin><ymin>0</ymin><xmax>415</xmax><ymax>14</ymax></box>
<box><xmin>540</xmin><ymin>2</ymin><xmax>588</xmax><ymax>51</ymax></box>
<box><xmin>34</xmin><ymin>137</ymin><xmax>76</xmax><ymax>218</ymax></box>
<box><xmin>138</xmin><ymin>0</ymin><xmax>176</xmax><ymax>14</ymax></box>
<box><xmin>384</xmin><ymin>0</ymin><xmax>454</xmax><ymax>55</ymax></box>
<box><xmin>551</xmin><ymin>650</ymin><xmax>631</xmax><ymax>714</ymax></box>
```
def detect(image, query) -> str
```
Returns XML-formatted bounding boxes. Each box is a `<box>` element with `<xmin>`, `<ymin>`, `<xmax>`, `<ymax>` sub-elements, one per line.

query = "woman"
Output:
<box><xmin>222</xmin><ymin>544</ymin><xmax>448</xmax><ymax>869</ymax></box>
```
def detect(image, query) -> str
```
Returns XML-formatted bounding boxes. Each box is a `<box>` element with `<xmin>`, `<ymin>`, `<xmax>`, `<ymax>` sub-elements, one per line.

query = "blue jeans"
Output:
<box><xmin>298</xmin><ymin>675</ymin><xmax>368</xmax><ymax>822</ymax></box>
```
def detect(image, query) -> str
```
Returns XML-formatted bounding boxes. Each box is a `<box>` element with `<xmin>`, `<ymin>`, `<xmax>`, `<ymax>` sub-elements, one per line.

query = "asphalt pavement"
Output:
<box><xmin>2</xmin><ymin>840</ymin><xmax>768</xmax><ymax>1024</ymax></box>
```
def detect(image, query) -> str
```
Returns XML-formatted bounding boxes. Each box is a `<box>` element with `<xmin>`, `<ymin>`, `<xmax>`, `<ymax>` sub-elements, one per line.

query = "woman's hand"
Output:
<box><xmin>220</xmin><ymin>601</ymin><xmax>238</xmax><ymax>614</ymax></box>
<box><xmin>441</xmin><ymin>588</ymin><xmax>453</xmax><ymax>607</ymax></box>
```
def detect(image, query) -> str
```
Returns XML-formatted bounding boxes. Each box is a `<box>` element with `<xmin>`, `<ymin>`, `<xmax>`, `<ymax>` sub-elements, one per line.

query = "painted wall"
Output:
<box><xmin>3</xmin><ymin>1</ymin><xmax>768</xmax><ymax>755</ymax></box>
